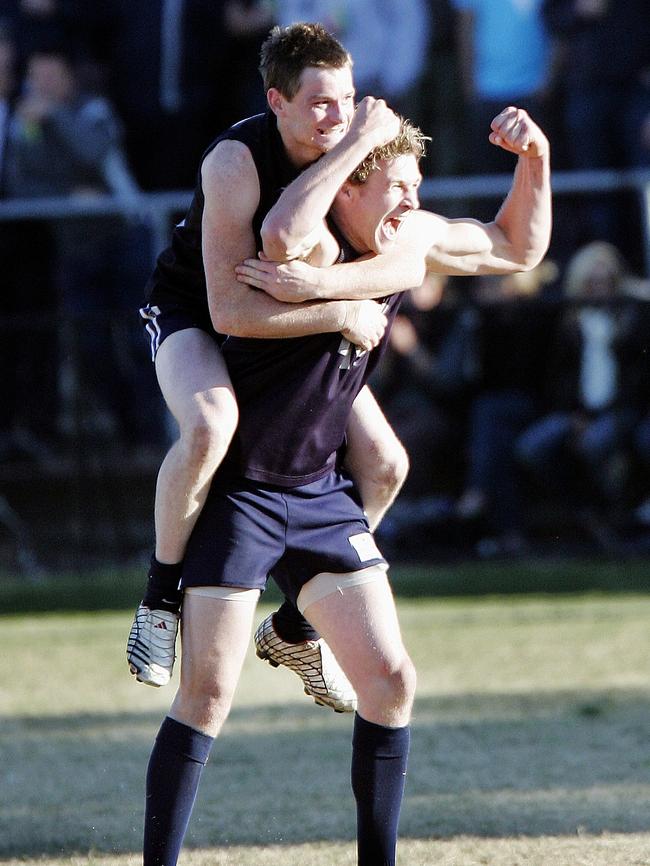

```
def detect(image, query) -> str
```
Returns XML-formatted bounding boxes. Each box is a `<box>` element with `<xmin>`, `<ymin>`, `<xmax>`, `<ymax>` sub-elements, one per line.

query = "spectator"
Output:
<box><xmin>417</xmin><ymin>0</ymin><xmax>465</xmax><ymax>180</ymax></box>
<box><xmin>0</xmin><ymin>28</ymin><xmax>58</xmax><ymax>461</ymax></box>
<box><xmin>0</xmin><ymin>28</ymin><xmax>14</xmax><ymax>166</ymax></box>
<box><xmin>454</xmin><ymin>262</ymin><xmax>558</xmax><ymax>556</ymax></box>
<box><xmin>451</xmin><ymin>0</ymin><xmax>551</xmax><ymax>176</ymax></box>
<box><xmin>0</xmin><ymin>0</ymin><xmax>78</xmax><ymax>72</ymax></box>
<box><xmin>80</xmin><ymin>0</ymin><xmax>228</xmax><ymax>191</ymax></box>
<box><xmin>542</xmin><ymin>0</ymin><xmax>650</xmax><ymax>247</ymax></box>
<box><xmin>275</xmin><ymin>0</ymin><xmax>430</xmax><ymax>117</ymax></box>
<box><xmin>5</xmin><ymin>45</ymin><xmax>161</xmax><ymax>451</ymax></box>
<box><xmin>219</xmin><ymin>1</ymin><xmax>275</xmax><ymax>126</ymax></box>
<box><xmin>515</xmin><ymin>242</ymin><xmax>649</xmax><ymax>550</ymax></box>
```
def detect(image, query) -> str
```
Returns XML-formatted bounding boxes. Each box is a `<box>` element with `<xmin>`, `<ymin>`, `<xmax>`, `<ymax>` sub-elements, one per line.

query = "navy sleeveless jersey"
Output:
<box><xmin>221</xmin><ymin>265</ymin><xmax>404</xmax><ymax>487</ymax></box>
<box><xmin>144</xmin><ymin>111</ymin><xmax>300</xmax><ymax>313</ymax></box>
<box><xmin>144</xmin><ymin>107</ymin><xmax>405</xmax><ymax>487</ymax></box>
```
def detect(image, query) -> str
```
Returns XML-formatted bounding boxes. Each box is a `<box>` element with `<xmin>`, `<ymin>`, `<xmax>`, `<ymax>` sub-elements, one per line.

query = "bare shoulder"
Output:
<box><xmin>201</xmin><ymin>139</ymin><xmax>260</xmax><ymax>209</ymax></box>
<box><xmin>201</xmin><ymin>138</ymin><xmax>259</xmax><ymax>274</ymax></box>
<box><xmin>396</xmin><ymin>209</ymin><xmax>448</xmax><ymax>252</ymax></box>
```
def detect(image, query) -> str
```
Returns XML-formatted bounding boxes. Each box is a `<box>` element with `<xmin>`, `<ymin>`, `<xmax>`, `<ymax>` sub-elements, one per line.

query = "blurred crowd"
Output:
<box><xmin>0</xmin><ymin>0</ymin><xmax>650</xmax><ymax>557</ymax></box>
<box><xmin>371</xmin><ymin>244</ymin><xmax>650</xmax><ymax>558</ymax></box>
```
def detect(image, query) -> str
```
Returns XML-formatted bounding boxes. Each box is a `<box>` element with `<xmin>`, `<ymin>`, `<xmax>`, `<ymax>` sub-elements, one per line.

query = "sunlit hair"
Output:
<box><xmin>259</xmin><ymin>22</ymin><xmax>351</xmax><ymax>99</ymax></box>
<box><xmin>563</xmin><ymin>241</ymin><xmax>625</xmax><ymax>298</ymax></box>
<box><xmin>348</xmin><ymin>119</ymin><xmax>429</xmax><ymax>184</ymax></box>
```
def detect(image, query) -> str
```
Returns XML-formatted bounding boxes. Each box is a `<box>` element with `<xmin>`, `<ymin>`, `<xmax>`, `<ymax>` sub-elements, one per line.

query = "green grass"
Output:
<box><xmin>3</xmin><ymin>556</ymin><xmax>650</xmax><ymax>614</ymax></box>
<box><xmin>3</xmin><ymin>566</ymin><xmax>650</xmax><ymax>864</ymax></box>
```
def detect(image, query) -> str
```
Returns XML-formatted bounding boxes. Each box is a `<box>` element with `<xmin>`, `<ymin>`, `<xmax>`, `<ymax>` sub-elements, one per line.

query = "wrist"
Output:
<box><xmin>333</xmin><ymin>128</ymin><xmax>378</xmax><ymax>170</ymax></box>
<box><xmin>312</xmin><ymin>266</ymin><xmax>329</xmax><ymax>300</ymax></box>
<box><xmin>522</xmin><ymin>141</ymin><xmax>550</xmax><ymax>161</ymax></box>
<box><xmin>340</xmin><ymin>300</ymin><xmax>357</xmax><ymax>334</ymax></box>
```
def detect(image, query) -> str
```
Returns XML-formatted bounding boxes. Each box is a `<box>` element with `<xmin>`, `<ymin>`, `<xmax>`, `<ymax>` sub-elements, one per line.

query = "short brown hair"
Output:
<box><xmin>259</xmin><ymin>22</ymin><xmax>351</xmax><ymax>99</ymax></box>
<box><xmin>348</xmin><ymin>119</ymin><xmax>429</xmax><ymax>185</ymax></box>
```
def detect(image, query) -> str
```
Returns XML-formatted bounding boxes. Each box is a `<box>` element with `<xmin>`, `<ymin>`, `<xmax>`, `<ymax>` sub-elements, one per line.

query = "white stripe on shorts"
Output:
<box><xmin>139</xmin><ymin>304</ymin><xmax>162</xmax><ymax>361</ymax></box>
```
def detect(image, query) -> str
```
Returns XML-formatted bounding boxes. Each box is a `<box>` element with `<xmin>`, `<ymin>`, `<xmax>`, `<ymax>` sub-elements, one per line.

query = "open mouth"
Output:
<box><xmin>382</xmin><ymin>215</ymin><xmax>404</xmax><ymax>241</ymax></box>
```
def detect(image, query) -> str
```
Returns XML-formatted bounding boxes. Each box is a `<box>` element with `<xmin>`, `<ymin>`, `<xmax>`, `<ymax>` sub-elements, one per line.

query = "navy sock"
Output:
<box><xmin>144</xmin><ymin>716</ymin><xmax>214</xmax><ymax>866</ymax></box>
<box><xmin>142</xmin><ymin>555</ymin><xmax>183</xmax><ymax>613</ymax></box>
<box><xmin>351</xmin><ymin>713</ymin><xmax>410</xmax><ymax>866</ymax></box>
<box><xmin>273</xmin><ymin>597</ymin><xmax>320</xmax><ymax>643</ymax></box>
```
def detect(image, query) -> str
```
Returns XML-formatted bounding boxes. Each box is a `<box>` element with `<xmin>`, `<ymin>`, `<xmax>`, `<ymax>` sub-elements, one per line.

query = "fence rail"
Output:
<box><xmin>1</xmin><ymin>167</ymin><xmax>650</xmax><ymax>572</ymax></box>
<box><xmin>1</xmin><ymin>166</ymin><xmax>649</xmax><ymax>271</ymax></box>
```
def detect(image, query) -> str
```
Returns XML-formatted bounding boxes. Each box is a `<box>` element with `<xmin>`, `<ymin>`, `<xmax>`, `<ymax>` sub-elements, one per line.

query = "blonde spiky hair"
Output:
<box><xmin>348</xmin><ymin>118</ymin><xmax>429</xmax><ymax>184</ymax></box>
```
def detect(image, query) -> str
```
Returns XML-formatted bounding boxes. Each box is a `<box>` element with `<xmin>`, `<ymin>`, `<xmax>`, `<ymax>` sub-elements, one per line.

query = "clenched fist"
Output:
<box><xmin>489</xmin><ymin>106</ymin><xmax>549</xmax><ymax>160</ymax></box>
<box><xmin>347</xmin><ymin>96</ymin><xmax>401</xmax><ymax>151</ymax></box>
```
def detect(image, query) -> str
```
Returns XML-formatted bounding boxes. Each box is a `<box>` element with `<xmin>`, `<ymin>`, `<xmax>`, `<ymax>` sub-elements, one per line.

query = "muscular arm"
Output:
<box><xmin>203</xmin><ymin>140</ymin><xmax>351</xmax><ymax>338</ymax></box>
<box><xmin>236</xmin><ymin>124</ymin><xmax>550</xmax><ymax>298</ymax></box>
<box><xmin>415</xmin><ymin>107</ymin><xmax>552</xmax><ymax>276</ymax></box>
<box><xmin>240</xmin><ymin>107</ymin><xmax>550</xmax><ymax>300</ymax></box>
<box><xmin>349</xmin><ymin>107</ymin><xmax>551</xmax><ymax>279</ymax></box>
<box><xmin>236</xmin><ymin>244</ymin><xmax>426</xmax><ymax>302</ymax></box>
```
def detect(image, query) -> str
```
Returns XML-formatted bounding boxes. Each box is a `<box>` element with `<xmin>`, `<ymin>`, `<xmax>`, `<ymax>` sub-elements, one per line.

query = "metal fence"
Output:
<box><xmin>1</xmin><ymin>167</ymin><xmax>649</xmax><ymax>573</ymax></box>
<box><xmin>1</xmin><ymin>165</ymin><xmax>648</xmax><ymax>268</ymax></box>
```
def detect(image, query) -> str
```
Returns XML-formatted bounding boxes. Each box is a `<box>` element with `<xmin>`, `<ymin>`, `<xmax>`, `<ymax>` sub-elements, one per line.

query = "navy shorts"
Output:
<box><xmin>139</xmin><ymin>302</ymin><xmax>222</xmax><ymax>361</ymax></box>
<box><xmin>181</xmin><ymin>469</ymin><xmax>387</xmax><ymax>605</ymax></box>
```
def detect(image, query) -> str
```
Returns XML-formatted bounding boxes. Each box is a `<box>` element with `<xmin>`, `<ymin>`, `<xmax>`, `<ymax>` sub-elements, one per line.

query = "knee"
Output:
<box><xmin>374</xmin><ymin>438</ymin><xmax>410</xmax><ymax>497</ymax></box>
<box><xmin>175</xmin><ymin>671</ymin><xmax>235</xmax><ymax>737</ymax></box>
<box><xmin>180</xmin><ymin>394</ymin><xmax>238</xmax><ymax>468</ymax></box>
<box><xmin>361</xmin><ymin>653</ymin><xmax>417</xmax><ymax>719</ymax></box>
<box><xmin>392</xmin><ymin>655</ymin><xmax>417</xmax><ymax>711</ymax></box>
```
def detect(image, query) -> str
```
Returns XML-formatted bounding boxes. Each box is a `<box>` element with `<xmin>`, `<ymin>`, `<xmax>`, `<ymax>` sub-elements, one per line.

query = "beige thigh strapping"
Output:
<box><xmin>184</xmin><ymin>586</ymin><xmax>262</xmax><ymax>602</ymax></box>
<box><xmin>296</xmin><ymin>564</ymin><xmax>388</xmax><ymax>614</ymax></box>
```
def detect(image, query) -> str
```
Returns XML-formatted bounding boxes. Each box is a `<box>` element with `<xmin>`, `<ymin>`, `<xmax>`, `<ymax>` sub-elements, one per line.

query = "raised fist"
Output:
<box><xmin>489</xmin><ymin>106</ymin><xmax>549</xmax><ymax>160</ymax></box>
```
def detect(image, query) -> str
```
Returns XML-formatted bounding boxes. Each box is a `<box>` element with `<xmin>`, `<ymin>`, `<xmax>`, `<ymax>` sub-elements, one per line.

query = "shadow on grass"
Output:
<box><xmin>3</xmin><ymin>687</ymin><xmax>650</xmax><ymax>857</ymax></box>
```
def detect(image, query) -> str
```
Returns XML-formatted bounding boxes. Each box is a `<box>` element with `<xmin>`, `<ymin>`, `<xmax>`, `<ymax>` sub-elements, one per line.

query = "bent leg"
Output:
<box><xmin>128</xmin><ymin>329</ymin><xmax>238</xmax><ymax>686</ymax></box>
<box><xmin>344</xmin><ymin>386</ymin><xmax>409</xmax><ymax>531</ymax></box>
<box><xmin>154</xmin><ymin>328</ymin><xmax>238</xmax><ymax>564</ymax></box>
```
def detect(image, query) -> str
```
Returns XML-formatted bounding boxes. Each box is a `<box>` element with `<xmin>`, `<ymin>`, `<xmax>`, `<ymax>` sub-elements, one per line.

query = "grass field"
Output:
<box><xmin>3</xmin><ymin>562</ymin><xmax>650</xmax><ymax>865</ymax></box>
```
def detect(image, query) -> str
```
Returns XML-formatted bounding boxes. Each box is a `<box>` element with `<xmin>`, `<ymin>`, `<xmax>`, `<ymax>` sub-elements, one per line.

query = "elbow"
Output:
<box><xmin>260</xmin><ymin>218</ymin><xmax>292</xmax><ymax>262</ymax></box>
<box><xmin>210</xmin><ymin>302</ymin><xmax>242</xmax><ymax>336</ymax></box>
<box><xmin>517</xmin><ymin>254</ymin><xmax>542</xmax><ymax>273</ymax></box>
<box><xmin>211</xmin><ymin>306</ymin><xmax>259</xmax><ymax>338</ymax></box>
<box><xmin>507</xmin><ymin>231</ymin><xmax>552</xmax><ymax>272</ymax></box>
<box><xmin>520</xmin><ymin>240</ymin><xmax>551</xmax><ymax>272</ymax></box>
<box><xmin>261</xmin><ymin>217</ymin><xmax>309</xmax><ymax>262</ymax></box>
<box><xmin>210</xmin><ymin>307</ymin><xmax>233</xmax><ymax>335</ymax></box>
